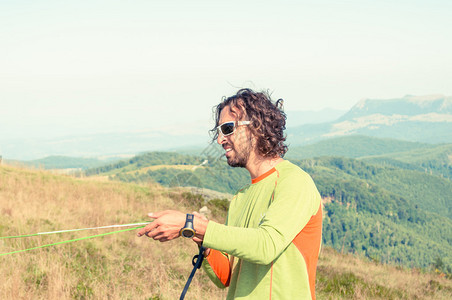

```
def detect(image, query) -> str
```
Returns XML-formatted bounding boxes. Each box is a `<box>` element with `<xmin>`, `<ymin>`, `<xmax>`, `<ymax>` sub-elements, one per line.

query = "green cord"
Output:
<box><xmin>0</xmin><ymin>225</ymin><xmax>145</xmax><ymax>257</ymax></box>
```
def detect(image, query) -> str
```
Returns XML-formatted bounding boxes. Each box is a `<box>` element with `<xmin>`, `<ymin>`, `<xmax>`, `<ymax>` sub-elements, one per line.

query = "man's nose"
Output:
<box><xmin>217</xmin><ymin>132</ymin><xmax>226</xmax><ymax>145</ymax></box>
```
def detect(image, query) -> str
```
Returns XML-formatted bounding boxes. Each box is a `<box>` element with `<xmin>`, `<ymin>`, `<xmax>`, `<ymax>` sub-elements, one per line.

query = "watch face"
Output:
<box><xmin>181</xmin><ymin>229</ymin><xmax>195</xmax><ymax>238</ymax></box>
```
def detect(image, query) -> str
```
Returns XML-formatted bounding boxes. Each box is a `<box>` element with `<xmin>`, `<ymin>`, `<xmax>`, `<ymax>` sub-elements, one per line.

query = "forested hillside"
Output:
<box><xmin>286</xmin><ymin>135</ymin><xmax>432</xmax><ymax>159</ymax></box>
<box><xmin>362</xmin><ymin>143</ymin><xmax>452</xmax><ymax>179</ymax></box>
<box><xmin>295</xmin><ymin>157</ymin><xmax>452</xmax><ymax>270</ymax></box>
<box><xmin>287</xmin><ymin>136</ymin><xmax>452</xmax><ymax>179</ymax></box>
<box><xmin>85</xmin><ymin>151</ymin><xmax>452</xmax><ymax>273</ymax></box>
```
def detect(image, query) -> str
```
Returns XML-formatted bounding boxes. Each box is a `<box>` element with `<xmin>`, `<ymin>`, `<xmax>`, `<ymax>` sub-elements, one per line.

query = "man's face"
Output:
<box><xmin>216</xmin><ymin>105</ymin><xmax>253</xmax><ymax>168</ymax></box>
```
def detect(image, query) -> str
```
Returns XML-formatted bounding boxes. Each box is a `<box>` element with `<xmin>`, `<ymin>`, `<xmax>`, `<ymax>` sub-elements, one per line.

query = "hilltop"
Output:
<box><xmin>3</xmin><ymin>94</ymin><xmax>451</xmax><ymax>161</ymax></box>
<box><xmin>340</xmin><ymin>95</ymin><xmax>452</xmax><ymax>120</ymax></box>
<box><xmin>1</xmin><ymin>164</ymin><xmax>451</xmax><ymax>299</ymax></box>
<box><xmin>287</xmin><ymin>94</ymin><xmax>452</xmax><ymax>145</ymax></box>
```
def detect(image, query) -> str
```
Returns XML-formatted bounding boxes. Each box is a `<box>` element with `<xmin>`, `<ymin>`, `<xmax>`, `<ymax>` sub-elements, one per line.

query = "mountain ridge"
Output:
<box><xmin>342</xmin><ymin>94</ymin><xmax>452</xmax><ymax>119</ymax></box>
<box><xmin>2</xmin><ymin>94</ymin><xmax>451</xmax><ymax>160</ymax></box>
<box><xmin>288</xmin><ymin>94</ymin><xmax>452</xmax><ymax>145</ymax></box>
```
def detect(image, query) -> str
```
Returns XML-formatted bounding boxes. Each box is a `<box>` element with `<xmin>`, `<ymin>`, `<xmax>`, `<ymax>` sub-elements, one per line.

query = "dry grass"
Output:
<box><xmin>1</xmin><ymin>164</ymin><xmax>451</xmax><ymax>299</ymax></box>
<box><xmin>0</xmin><ymin>165</ymin><xmax>226</xmax><ymax>299</ymax></box>
<box><xmin>317</xmin><ymin>247</ymin><xmax>452</xmax><ymax>299</ymax></box>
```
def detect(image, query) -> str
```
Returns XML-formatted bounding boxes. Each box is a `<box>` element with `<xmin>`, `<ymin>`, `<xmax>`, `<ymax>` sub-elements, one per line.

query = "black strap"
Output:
<box><xmin>180</xmin><ymin>246</ymin><xmax>206</xmax><ymax>300</ymax></box>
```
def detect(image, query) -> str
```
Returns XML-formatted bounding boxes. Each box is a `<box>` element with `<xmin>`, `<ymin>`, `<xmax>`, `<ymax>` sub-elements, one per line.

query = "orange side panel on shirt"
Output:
<box><xmin>292</xmin><ymin>203</ymin><xmax>323</xmax><ymax>300</ymax></box>
<box><xmin>206</xmin><ymin>249</ymin><xmax>231</xmax><ymax>287</ymax></box>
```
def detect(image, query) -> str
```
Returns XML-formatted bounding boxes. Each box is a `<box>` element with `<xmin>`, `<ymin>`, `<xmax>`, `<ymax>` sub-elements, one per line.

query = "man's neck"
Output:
<box><xmin>246</xmin><ymin>156</ymin><xmax>284</xmax><ymax>179</ymax></box>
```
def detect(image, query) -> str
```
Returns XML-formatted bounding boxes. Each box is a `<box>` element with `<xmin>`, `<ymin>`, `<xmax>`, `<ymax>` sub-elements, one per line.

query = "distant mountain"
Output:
<box><xmin>285</xmin><ymin>108</ymin><xmax>346</xmax><ymax>127</ymax></box>
<box><xmin>339</xmin><ymin>94</ymin><xmax>452</xmax><ymax>119</ymax></box>
<box><xmin>3</xmin><ymin>94</ymin><xmax>451</xmax><ymax>160</ymax></box>
<box><xmin>1</xmin><ymin>129</ymin><xmax>211</xmax><ymax>161</ymax></box>
<box><xmin>0</xmin><ymin>108</ymin><xmax>344</xmax><ymax>161</ymax></box>
<box><xmin>287</xmin><ymin>95</ymin><xmax>452</xmax><ymax>145</ymax></box>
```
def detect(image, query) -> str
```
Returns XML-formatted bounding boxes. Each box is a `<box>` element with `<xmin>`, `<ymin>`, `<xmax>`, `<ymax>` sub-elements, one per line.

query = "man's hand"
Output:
<box><xmin>137</xmin><ymin>209</ymin><xmax>210</xmax><ymax>245</ymax></box>
<box><xmin>137</xmin><ymin>210</ymin><xmax>186</xmax><ymax>242</ymax></box>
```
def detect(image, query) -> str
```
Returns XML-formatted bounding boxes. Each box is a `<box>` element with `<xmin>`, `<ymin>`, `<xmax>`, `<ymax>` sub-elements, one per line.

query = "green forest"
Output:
<box><xmin>294</xmin><ymin>157</ymin><xmax>452</xmax><ymax>272</ymax></box>
<box><xmin>85</xmin><ymin>139</ymin><xmax>452</xmax><ymax>275</ymax></box>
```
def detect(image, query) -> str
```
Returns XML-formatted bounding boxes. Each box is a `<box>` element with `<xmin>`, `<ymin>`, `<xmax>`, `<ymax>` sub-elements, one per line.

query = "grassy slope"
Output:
<box><xmin>1</xmin><ymin>165</ymin><xmax>451</xmax><ymax>299</ymax></box>
<box><xmin>0</xmin><ymin>164</ymin><xmax>226</xmax><ymax>300</ymax></box>
<box><xmin>317</xmin><ymin>247</ymin><xmax>452</xmax><ymax>300</ymax></box>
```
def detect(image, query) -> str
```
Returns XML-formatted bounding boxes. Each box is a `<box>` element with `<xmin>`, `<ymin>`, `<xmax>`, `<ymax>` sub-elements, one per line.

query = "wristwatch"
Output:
<box><xmin>180</xmin><ymin>214</ymin><xmax>196</xmax><ymax>238</ymax></box>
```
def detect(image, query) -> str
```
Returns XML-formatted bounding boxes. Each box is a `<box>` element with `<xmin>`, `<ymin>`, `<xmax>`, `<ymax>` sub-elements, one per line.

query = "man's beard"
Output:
<box><xmin>226</xmin><ymin>143</ymin><xmax>251</xmax><ymax>168</ymax></box>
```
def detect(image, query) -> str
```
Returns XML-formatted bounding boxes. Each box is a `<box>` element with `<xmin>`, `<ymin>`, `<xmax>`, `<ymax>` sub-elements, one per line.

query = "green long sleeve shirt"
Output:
<box><xmin>202</xmin><ymin>160</ymin><xmax>322</xmax><ymax>299</ymax></box>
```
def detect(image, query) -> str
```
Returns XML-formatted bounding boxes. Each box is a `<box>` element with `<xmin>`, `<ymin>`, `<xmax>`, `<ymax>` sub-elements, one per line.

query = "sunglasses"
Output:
<box><xmin>217</xmin><ymin>121</ymin><xmax>251</xmax><ymax>137</ymax></box>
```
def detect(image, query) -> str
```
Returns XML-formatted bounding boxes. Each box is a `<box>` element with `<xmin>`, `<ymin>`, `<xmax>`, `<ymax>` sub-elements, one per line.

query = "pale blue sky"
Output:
<box><xmin>1</xmin><ymin>0</ymin><xmax>451</xmax><ymax>139</ymax></box>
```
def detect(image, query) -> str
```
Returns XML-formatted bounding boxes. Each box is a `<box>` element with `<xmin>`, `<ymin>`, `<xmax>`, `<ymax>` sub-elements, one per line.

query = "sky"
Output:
<box><xmin>1</xmin><ymin>0</ymin><xmax>451</xmax><ymax>140</ymax></box>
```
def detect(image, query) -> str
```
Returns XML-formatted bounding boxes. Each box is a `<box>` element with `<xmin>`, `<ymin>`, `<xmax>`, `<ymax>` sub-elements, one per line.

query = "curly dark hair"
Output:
<box><xmin>211</xmin><ymin>88</ymin><xmax>288</xmax><ymax>158</ymax></box>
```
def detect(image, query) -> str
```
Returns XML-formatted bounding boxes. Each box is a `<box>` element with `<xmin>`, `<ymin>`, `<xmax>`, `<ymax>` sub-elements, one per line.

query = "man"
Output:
<box><xmin>138</xmin><ymin>88</ymin><xmax>322</xmax><ymax>299</ymax></box>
